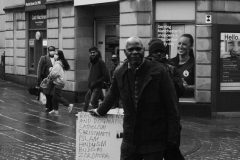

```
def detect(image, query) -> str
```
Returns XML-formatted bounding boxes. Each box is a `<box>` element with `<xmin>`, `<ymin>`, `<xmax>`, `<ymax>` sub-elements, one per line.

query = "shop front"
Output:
<box><xmin>74</xmin><ymin>0</ymin><xmax>119</xmax><ymax>91</ymax></box>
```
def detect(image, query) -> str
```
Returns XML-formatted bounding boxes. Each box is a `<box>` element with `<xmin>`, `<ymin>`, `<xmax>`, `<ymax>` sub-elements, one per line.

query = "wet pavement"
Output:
<box><xmin>0</xmin><ymin>79</ymin><xmax>240</xmax><ymax>160</ymax></box>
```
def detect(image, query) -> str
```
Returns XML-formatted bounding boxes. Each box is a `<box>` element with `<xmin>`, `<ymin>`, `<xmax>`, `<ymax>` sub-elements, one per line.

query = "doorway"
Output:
<box><xmin>95</xmin><ymin>21</ymin><xmax>120</xmax><ymax>70</ymax></box>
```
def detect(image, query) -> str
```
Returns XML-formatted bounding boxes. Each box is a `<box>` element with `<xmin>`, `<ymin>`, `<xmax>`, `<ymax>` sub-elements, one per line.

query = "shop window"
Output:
<box><xmin>155</xmin><ymin>1</ymin><xmax>196</xmax><ymax>99</ymax></box>
<box><xmin>27</xmin><ymin>10</ymin><xmax>47</xmax><ymax>75</ymax></box>
<box><xmin>155</xmin><ymin>22</ymin><xmax>195</xmax><ymax>99</ymax></box>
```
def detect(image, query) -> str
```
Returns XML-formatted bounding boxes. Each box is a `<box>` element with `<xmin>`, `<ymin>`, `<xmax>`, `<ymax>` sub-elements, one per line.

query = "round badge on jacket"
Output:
<box><xmin>183</xmin><ymin>70</ymin><xmax>189</xmax><ymax>77</ymax></box>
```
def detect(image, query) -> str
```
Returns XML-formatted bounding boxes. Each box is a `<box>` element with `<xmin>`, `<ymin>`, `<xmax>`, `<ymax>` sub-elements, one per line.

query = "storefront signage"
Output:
<box><xmin>74</xmin><ymin>0</ymin><xmax>118</xmax><ymax>6</ymax></box>
<box><xmin>25</xmin><ymin>0</ymin><xmax>46</xmax><ymax>11</ymax></box>
<box><xmin>156</xmin><ymin>23</ymin><xmax>182</xmax><ymax>46</ymax></box>
<box><xmin>29</xmin><ymin>11</ymin><xmax>46</xmax><ymax>29</ymax></box>
<box><xmin>42</xmin><ymin>39</ymin><xmax>47</xmax><ymax>46</ymax></box>
<box><xmin>220</xmin><ymin>32</ymin><xmax>240</xmax><ymax>91</ymax></box>
<box><xmin>76</xmin><ymin>111</ymin><xmax>123</xmax><ymax>160</ymax></box>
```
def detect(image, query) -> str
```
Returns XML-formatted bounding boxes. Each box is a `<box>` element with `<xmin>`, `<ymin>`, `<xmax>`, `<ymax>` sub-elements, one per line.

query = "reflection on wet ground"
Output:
<box><xmin>0</xmin><ymin>80</ymin><xmax>240</xmax><ymax>159</ymax></box>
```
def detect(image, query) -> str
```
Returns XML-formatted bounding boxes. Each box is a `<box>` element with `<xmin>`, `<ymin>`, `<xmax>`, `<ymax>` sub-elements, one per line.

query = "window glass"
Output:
<box><xmin>155</xmin><ymin>22</ymin><xmax>195</xmax><ymax>98</ymax></box>
<box><xmin>28</xmin><ymin>10</ymin><xmax>47</xmax><ymax>75</ymax></box>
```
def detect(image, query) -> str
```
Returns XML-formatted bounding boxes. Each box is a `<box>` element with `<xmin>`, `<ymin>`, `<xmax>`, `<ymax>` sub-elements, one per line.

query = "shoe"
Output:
<box><xmin>49</xmin><ymin>110</ymin><xmax>59</xmax><ymax>115</ymax></box>
<box><xmin>68</xmin><ymin>104</ymin><xmax>73</xmax><ymax>113</ymax></box>
<box><xmin>45</xmin><ymin>108</ymin><xmax>52</xmax><ymax>113</ymax></box>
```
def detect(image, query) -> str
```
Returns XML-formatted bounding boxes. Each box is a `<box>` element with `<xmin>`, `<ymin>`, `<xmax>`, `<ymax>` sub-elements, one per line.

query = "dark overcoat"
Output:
<box><xmin>97</xmin><ymin>59</ymin><xmax>180</xmax><ymax>154</ymax></box>
<box><xmin>37</xmin><ymin>55</ymin><xmax>53</xmax><ymax>85</ymax></box>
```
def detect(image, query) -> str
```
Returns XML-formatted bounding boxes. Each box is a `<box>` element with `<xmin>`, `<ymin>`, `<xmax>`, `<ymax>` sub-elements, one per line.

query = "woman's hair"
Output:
<box><xmin>57</xmin><ymin>50</ymin><xmax>70</xmax><ymax>71</ymax></box>
<box><xmin>181</xmin><ymin>34</ymin><xmax>194</xmax><ymax>58</ymax></box>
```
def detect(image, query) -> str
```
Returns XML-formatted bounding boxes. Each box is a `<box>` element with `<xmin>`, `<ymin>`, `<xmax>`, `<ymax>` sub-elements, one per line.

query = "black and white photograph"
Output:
<box><xmin>0</xmin><ymin>0</ymin><xmax>240</xmax><ymax>160</ymax></box>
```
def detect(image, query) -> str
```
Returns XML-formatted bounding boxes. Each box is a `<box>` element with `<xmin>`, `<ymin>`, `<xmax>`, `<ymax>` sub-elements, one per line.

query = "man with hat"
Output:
<box><xmin>147</xmin><ymin>38</ymin><xmax>185</xmax><ymax>98</ymax></box>
<box><xmin>148</xmin><ymin>39</ymin><xmax>185</xmax><ymax>159</ymax></box>
<box><xmin>37</xmin><ymin>46</ymin><xmax>56</xmax><ymax>112</ymax></box>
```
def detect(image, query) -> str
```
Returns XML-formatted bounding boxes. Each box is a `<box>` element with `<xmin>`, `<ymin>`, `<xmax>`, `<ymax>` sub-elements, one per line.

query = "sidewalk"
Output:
<box><xmin>1</xmin><ymin>79</ymin><xmax>240</xmax><ymax>159</ymax></box>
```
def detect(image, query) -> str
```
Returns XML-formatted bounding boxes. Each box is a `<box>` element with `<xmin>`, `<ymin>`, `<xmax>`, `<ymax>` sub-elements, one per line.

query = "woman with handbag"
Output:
<box><xmin>48</xmin><ymin>50</ymin><xmax>73</xmax><ymax>115</ymax></box>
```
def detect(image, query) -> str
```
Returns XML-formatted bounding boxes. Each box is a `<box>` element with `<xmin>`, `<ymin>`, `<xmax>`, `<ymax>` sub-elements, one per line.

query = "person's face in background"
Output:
<box><xmin>54</xmin><ymin>51</ymin><xmax>59</xmax><ymax>61</ymax></box>
<box><xmin>177</xmin><ymin>36</ymin><xmax>192</xmax><ymax>56</ymax></box>
<box><xmin>89</xmin><ymin>50</ymin><xmax>98</xmax><ymax>61</ymax></box>
<box><xmin>124</xmin><ymin>38</ymin><xmax>144</xmax><ymax>68</ymax></box>
<box><xmin>49</xmin><ymin>50</ymin><xmax>55</xmax><ymax>58</ymax></box>
<box><xmin>237</xmin><ymin>41</ymin><xmax>240</xmax><ymax>55</ymax></box>
<box><xmin>227</xmin><ymin>41</ymin><xmax>234</xmax><ymax>52</ymax></box>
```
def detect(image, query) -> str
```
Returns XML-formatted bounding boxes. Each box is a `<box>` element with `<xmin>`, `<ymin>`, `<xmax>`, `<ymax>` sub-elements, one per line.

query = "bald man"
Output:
<box><xmin>90</xmin><ymin>36</ymin><xmax>181</xmax><ymax>160</ymax></box>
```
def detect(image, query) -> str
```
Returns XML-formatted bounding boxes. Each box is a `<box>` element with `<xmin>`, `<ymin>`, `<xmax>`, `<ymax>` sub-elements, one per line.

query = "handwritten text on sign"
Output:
<box><xmin>76</xmin><ymin>112</ymin><xmax>123</xmax><ymax>160</ymax></box>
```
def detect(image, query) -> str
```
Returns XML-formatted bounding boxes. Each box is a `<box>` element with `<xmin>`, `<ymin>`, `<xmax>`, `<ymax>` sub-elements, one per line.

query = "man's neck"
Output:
<box><xmin>128</xmin><ymin>60</ymin><xmax>144</xmax><ymax>72</ymax></box>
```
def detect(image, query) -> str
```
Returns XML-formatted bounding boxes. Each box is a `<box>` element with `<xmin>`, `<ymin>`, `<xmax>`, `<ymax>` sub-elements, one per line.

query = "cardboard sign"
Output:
<box><xmin>76</xmin><ymin>111</ymin><xmax>123</xmax><ymax>160</ymax></box>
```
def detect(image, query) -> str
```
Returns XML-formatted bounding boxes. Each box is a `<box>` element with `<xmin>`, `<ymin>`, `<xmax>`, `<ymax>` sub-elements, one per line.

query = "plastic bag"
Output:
<box><xmin>39</xmin><ymin>92</ymin><xmax>46</xmax><ymax>105</ymax></box>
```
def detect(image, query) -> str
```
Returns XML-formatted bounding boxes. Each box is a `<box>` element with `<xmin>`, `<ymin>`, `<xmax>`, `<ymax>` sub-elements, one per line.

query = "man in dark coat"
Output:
<box><xmin>37</xmin><ymin>46</ymin><xmax>56</xmax><ymax>112</ymax></box>
<box><xmin>147</xmin><ymin>38</ymin><xmax>185</xmax><ymax>160</ymax></box>
<box><xmin>90</xmin><ymin>37</ymin><xmax>181</xmax><ymax>160</ymax></box>
<box><xmin>147</xmin><ymin>38</ymin><xmax>185</xmax><ymax>98</ymax></box>
<box><xmin>83</xmin><ymin>46</ymin><xmax>110</xmax><ymax>112</ymax></box>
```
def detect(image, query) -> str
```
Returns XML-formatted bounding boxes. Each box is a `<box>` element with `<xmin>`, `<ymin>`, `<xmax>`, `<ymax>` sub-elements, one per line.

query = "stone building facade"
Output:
<box><xmin>1</xmin><ymin>0</ymin><xmax>240</xmax><ymax>116</ymax></box>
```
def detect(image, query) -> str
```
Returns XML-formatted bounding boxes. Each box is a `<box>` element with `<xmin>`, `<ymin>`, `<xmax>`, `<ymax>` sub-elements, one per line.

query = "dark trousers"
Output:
<box><xmin>52</xmin><ymin>86</ymin><xmax>69</xmax><ymax>110</ymax></box>
<box><xmin>84</xmin><ymin>88</ymin><xmax>104</xmax><ymax>111</ymax></box>
<box><xmin>121</xmin><ymin>151</ymin><xmax>164</xmax><ymax>160</ymax></box>
<box><xmin>45</xmin><ymin>94</ymin><xmax>53</xmax><ymax>110</ymax></box>
<box><xmin>163</xmin><ymin>147</ymin><xmax>185</xmax><ymax>160</ymax></box>
<box><xmin>120</xmin><ymin>142</ymin><xmax>164</xmax><ymax>160</ymax></box>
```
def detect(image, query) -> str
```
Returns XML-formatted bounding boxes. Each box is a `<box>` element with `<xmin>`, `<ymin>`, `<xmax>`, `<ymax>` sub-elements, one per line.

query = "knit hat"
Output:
<box><xmin>148</xmin><ymin>38</ymin><xmax>166</xmax><ymax>54</ymax></box>
<box><xmin>48</xmin><ymin>46</ymin><xmax>55</xmax><ymax>51</ymax></box>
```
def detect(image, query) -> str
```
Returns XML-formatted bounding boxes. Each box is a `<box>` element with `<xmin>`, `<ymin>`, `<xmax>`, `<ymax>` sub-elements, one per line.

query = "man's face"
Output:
<box><xmin>49</xmin><ymin>50</ymin><xmax>55</xmax><ymax>58</ymax></box>
<box><xmin>89</xmin><ymin>50</ymin><xmax>97</xmax><ymax>60</ymax></box>
<box><xmin>124</xmin><ymin>39</ymin><xmax>144</xmax><ymax>68</ymax></box>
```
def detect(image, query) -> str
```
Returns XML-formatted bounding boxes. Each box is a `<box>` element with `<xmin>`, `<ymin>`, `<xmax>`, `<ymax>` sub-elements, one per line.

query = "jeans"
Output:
<box><xmin>52</xmin><ymin>86</ymin><xmax>69</xmax><ymax>110</ymax></box>
<box><xmin>84</xmin><ymin>88</ymin><xmax>104</xmax><ymax>111</ymax></box>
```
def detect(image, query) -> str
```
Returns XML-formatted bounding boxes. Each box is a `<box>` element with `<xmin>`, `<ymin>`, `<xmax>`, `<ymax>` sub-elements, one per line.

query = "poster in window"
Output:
<box><xmin>220</xmin><ymin>32</ymin><xmax>240</xmax><ymax>91</ymax></box>
<box><xmin>156</xmin><ymin>23</ymin><xmax>194</xmax><ymax>58</ymax></box>
<box><xmin>29</xmin><ymin>11</ymin><xmax>46</xmax><ymax>29</ymax></box>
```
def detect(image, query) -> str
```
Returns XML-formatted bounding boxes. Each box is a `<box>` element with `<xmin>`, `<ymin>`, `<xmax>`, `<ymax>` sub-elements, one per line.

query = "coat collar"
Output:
<box><xmin>118</xmin><ymin>59</ymin><xmax>162</xmax><ymax>106</ymax></box>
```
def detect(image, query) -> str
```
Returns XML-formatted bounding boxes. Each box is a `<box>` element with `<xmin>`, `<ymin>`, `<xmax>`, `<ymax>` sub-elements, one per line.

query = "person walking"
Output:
<box><xmin>48</xmin><ymin>50</ymin><xmax>73</xmax><ymax>115</ymax></box>
<box><xmin>90</xmin><ymin>36</ymin><xmax>181</xmax><ymax>160</ymax></box>
<box><xmin>147</xmin><ymin>38</ymin><xmax>185</xmax><ymax>98</ymax></box>
<box><xmin>147</xmin><ymin>38</ymin><xmax>185</xmax><ymax>160</ymax></box>
<box><xmin>37</xmin><ymin>46</ymin><xmax>56</xmax><ymax>112</ymax></box>
<box><xmin>83</xmin><ymin>46</ymin><xmax>110</xmax><ymax>112</ymax></box>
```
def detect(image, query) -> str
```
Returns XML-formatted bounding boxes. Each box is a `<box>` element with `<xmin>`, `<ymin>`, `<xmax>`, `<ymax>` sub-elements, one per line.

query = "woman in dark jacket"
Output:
<box><xmin>170</xmin><ymin>34</ymin><xmax>195</xmax><ymax>98</ymax></box>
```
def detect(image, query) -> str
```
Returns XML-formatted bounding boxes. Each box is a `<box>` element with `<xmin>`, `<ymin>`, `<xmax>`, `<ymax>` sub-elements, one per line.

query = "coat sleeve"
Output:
<box><xmin>97</xmin><ymin>70</ymin><xmax>120</xmax><ymax>116</ymax></box>
<box><xmin>159</xmin><ymin>69</ymin><xmax>181</xmax><ymax>147</ymax></box>
<box><xmin>92</xmin><ymin>60</ymin><xmax>110</xmax><ymax>88</ymax></box>
<box><xmin>37</xmin><ymin>56</ymin><xmax>45</xmax><ymax>85</ymax></box>
<box><xmin>49</xmin><ymin>63</ymin><xmax>61</xmax><ymax>80</ymax></box>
